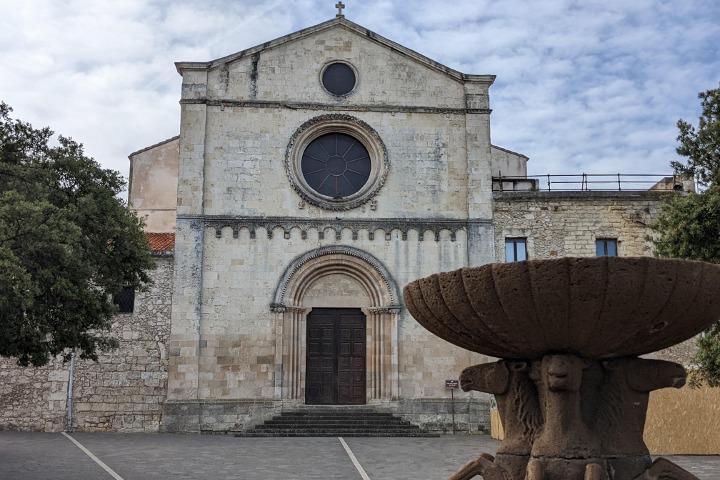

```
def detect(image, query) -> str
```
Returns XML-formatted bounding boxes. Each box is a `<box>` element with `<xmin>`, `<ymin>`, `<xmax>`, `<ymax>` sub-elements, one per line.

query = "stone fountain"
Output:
<box><xmin>404</xmin><ymin>257</ymin><xmax>720</xmax><ymax>480</ymax></box>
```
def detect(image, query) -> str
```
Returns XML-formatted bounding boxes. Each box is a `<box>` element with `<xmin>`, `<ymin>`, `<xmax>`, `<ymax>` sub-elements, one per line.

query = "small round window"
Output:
<box><xmin>301</xmin><ymin>133</ymin><xmax>370</xmax><ymax>198</ymax></box>
<box><xmin>322</xmin><ymin>62</ymin><xmax>356</xmax><ymax>96</ymax></box>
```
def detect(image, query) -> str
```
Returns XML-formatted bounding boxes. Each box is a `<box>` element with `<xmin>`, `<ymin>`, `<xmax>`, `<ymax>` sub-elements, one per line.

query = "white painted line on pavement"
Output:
<box><xmin>338</xmin><ymin>437</ymin><xmax>371</xmax><ymax>480</ymax></box>
<box><xmin>61</xmin><ymin>432</ymin><xmax>125</xmax><ymax>480</ymax></box>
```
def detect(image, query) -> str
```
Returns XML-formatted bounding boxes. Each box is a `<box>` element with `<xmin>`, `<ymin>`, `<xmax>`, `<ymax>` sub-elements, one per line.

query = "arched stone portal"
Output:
<box><xmin>271</xmin><ymin>246</ymin><xmax>401</xmax><ymax>403</ymax></box>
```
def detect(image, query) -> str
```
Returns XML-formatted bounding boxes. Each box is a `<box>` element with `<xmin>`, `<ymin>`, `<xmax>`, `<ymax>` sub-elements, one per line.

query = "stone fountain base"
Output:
<box><xmin>446</xmin><ymin>355</ymin><xmax>697</xmax><ymax>480</ymax></box>
<box><xmin>403</xmin><ymin>257</ymin><xmax>720</xmax><ymax>480</ymax></box>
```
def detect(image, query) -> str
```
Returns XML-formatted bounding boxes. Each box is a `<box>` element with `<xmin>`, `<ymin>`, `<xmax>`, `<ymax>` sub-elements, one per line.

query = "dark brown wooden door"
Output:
<box><xmin>306</xmin><ymin>308</ymin><xmax>366</xmax><ymax>405</ymax></box>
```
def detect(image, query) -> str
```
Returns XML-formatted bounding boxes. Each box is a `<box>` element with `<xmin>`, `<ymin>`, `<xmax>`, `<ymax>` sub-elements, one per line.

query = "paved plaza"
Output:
<box><xmin>0</xmin><ymin>432</ymin><xmax>716</xmax><ymax>479</ymax></box>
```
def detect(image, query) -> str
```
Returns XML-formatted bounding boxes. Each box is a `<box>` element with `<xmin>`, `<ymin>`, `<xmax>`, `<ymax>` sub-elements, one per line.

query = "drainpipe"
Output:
<box><xmin>66</xmin><ymin>352</ymin><xmax>75</xmax><ymax>431</ymax></box>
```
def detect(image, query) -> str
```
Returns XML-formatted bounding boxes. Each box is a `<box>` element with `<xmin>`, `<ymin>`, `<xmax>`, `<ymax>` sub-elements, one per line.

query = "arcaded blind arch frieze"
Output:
<box><xmin>271</xmin><ymin>246</ymin><xmax>400</xmax><ymax>401</ymax></box>
<box><xmin>185</xmin><ymin>215</ymin><xmax>480</xmax><ymax>242</ymax></box>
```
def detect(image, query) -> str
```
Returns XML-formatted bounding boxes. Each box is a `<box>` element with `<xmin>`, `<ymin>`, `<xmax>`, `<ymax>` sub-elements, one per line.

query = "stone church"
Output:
<box><xmin>1</xmin><ymin>12</ymin><xmax>675</xmax><ymax>433</ymax></box>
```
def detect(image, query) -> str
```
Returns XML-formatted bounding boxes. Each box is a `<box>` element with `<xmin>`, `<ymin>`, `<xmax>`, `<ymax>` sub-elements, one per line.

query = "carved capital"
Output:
<box><xmin>270</xmin><ymin>303</ymin><xmax>286</xmax><ymax>313</ymax></box>
<box><xmin>368</xmin><ymin>305</ymin><xmax>402</xmax><ymax>315</ymax></box>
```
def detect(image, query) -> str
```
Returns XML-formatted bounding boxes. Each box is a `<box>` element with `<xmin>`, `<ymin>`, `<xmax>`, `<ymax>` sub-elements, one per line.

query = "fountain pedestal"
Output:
<box><xmin>404</xmin><ymin>257</ymin><xmax>720</xmax><ymax>480</ymax></box>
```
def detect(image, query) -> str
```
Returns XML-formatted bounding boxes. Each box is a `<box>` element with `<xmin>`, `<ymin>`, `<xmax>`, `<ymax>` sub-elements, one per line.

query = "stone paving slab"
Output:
<box><xmin>0</xmin><ymin>432</ymin><xmax>717</xmax><ymax>479</ymax></box>
<box><xmin>0</xmin><ymin>433</ymin><xmax>110</xmax><ymax>480</ymax></box>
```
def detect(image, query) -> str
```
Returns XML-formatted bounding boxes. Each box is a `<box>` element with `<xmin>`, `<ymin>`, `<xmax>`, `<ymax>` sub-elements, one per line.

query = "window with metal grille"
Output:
<box><xmin>301</xmin><ymin>132</ymin><xmax>371</xmax><ymax>198</ymax></box>
<box><xmin>596</xmin><ymin>239</ymin><xmax>618</xmax><ymax>257</ymax></box>
<box><xmin>505</xmin><ymin>238</ymin><xmax>527</xmax><ymax>262</ymax></box>
<box><xmin>113</xmin><ymin>287</ymin><xmax>135</xmax><ymax>313</ymax></box>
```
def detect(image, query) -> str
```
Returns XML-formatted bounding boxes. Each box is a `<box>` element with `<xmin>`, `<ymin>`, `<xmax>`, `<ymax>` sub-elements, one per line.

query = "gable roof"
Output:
<box><xmin>128</xmin><ymin>135</ymin><xmax>179</xmax><ymax>159</ymax></box>
<box><xmin>175</xmin><ymin>17</ymin><xmax>494</xmax><ymax>86</ymax></box>
<box><xmin>492</xmin><ymin>144</ymin><xmax>530</xmax><ymax>161</ymax></box>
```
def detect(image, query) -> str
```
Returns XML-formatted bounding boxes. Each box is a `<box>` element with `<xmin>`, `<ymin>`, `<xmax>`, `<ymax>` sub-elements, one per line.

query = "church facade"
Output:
<box><xmin>160</xmin><ymin>15</ymin><xmax>515</xmax><ymax>432</ymax></box>
<box><xmin>0</xmin><ymin>15</ymin><xmax>677</xmax><ymax>434</ymax></box>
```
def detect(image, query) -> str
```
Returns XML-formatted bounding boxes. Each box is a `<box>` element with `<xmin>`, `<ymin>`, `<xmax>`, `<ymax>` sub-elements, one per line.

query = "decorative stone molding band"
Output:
<box><xmin>179</xmin><ymin>98</ymin><xmax>492</xmax><ymax>116</ymax></box>
<box><xmin>176</xmin><ymin>215</ymin><xmax>490</xmax><ymax>243</ymax></box>
<box><xmin>270</xmin><ymin>303</ymin><xmax>401</xmax><ymax>315</ymax></box>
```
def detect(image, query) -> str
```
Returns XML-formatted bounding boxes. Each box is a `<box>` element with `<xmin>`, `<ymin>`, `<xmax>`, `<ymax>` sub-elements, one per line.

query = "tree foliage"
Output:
<box><xmin>671</xmin><ymin>85</ymin><xmax>720</xmax><ymax>189</ymax></box>
<box><xmin>651</xmin><ymin>184</ymin><xmax>720</xmax><ymax>263</ymax></box>
<box><xmin>651</xmin><ymin>85</ymin><xmax>720</xmax><ymax>387</ymax></box>
<box><xmin>0</xmin><ymin>103</ymin><xmax>154</xmax><ymax>366</ymax></box>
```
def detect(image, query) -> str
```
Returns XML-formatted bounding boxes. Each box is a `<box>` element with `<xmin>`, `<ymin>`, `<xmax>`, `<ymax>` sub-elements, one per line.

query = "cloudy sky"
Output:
<box><xmin>1</xmin><ymin>0</ymin><xmax>718</xmax><ymax>197</ymax></box>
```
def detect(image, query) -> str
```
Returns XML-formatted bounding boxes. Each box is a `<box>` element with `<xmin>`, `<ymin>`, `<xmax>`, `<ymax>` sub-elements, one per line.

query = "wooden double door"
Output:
<box><xmin>306</xmin><ymin>308</ymin><xmax>366</xmax><ymax>405</ymax></box>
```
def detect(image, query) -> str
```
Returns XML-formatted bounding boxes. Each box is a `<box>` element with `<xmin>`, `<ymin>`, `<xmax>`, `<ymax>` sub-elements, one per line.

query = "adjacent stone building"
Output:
<box><xmin>0</xmin><ymin>14</ymin><xmax>684</xmax><ymax>433</ymax></box>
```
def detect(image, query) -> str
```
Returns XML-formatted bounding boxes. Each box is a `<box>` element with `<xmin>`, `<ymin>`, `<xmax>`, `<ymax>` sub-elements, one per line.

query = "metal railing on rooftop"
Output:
<box><xmin>492</xmin><ymin>173</ymin><xmax>689</xmax><ymax>192</ymax></box>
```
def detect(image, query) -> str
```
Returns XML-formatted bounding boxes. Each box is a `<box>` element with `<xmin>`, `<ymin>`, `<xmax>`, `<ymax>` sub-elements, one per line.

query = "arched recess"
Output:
<box><xmin>271</xmin><ymin>246</ymin><xmax>401</xmax><ymax>403</ymax></box>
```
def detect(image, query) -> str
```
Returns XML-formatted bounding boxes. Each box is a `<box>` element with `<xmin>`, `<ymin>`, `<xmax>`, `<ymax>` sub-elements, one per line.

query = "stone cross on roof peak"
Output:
<box><xmin>335</xmin><ymin>1</ymin><xmax>345</xmax><ymax>18</ymax></box>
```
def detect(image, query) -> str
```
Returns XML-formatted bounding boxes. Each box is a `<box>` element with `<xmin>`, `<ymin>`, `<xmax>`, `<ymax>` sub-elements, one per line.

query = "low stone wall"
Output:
<box><xmin>160</xmin><ymin>397</ymin><xmax>491</xmax><ymax>434</ymax></box>
<box><xmin>398</xmin><ymin>397</ymin><xmax>490</xmax><ymax>434</ymax></box>
<box><xmin>0</xmin><ymin>256</ymin><xmax>172</xmax><ymax>432</ymax></box>
<box><xmin>161</xmin><ymin>399</ymin><xmax>280</xmax><ymax>433</ymax></box>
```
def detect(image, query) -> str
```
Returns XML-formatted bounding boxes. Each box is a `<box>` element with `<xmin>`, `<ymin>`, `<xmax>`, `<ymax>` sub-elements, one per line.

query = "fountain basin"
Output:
<box><xmin>404</xmin><ymin>257</ymin><xmax>720</xmax><ymax>359</ymax></box>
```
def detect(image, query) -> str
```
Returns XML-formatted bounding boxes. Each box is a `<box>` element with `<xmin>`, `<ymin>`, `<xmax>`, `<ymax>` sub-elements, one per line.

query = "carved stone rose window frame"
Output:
<box><xmin>285</xmin><ymin>114</ymin><xmax>389</xmax><ymax>211</ymax></box>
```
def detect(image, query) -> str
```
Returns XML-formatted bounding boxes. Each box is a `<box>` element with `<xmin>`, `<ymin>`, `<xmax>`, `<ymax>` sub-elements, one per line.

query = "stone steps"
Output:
<box><xmin>235</xmin><ymin>407</ymin><xmax>438</xmax><ymax>437</ymax></box>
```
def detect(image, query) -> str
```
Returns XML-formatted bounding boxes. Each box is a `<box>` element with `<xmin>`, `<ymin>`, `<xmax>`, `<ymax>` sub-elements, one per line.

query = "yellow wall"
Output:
<box><xmin>489</xmin><ymin>384</ymin><xmax>720</xmax><ymax>454</ymax></box>
<box><xmin>490</xmin><ymin>408</ymin><xmax>504</xmax><ymax>440</ymax></box>
<box><xmin>644</xmin><ymin>384</ymin><xmax>720</xmax><ymax>455</ymax></box>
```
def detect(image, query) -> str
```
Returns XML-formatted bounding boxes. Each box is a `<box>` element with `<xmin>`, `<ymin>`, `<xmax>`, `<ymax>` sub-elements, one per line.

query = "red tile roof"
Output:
<box><xmin>146</xmin><ymin>233</ymin><xmax>175</xmax><ymax>251</ymax></box>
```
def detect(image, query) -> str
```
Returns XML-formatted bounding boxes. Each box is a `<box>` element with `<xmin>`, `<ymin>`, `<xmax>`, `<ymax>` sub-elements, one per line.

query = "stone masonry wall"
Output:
<box><xmin>0</xmin><ymin>357</ymin><xmax>69</xmax><ymax>431</ymax></box>
<box><xmin>492</xmin><ymin>191</ymin><xmax>666</xmax><ymax>260</ymax></box>
<box><xmin>0</xmin><ymin>256</ymin><xmax>172</xmax><ymax>432</ymax></box>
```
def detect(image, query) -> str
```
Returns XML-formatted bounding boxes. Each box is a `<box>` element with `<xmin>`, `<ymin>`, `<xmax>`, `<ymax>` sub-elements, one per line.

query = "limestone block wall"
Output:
<box><xmin>171</xmin><ymin>226</ymin><xmax>475</xmax><ymax>398</ymax></box>
<box><xmin>0</xmin><ymin>256</ymin><xmax>172</xmax><ymax>432</ymax></box>
<box><xmin>492</xmin><ymin>191</ymin><xmax>665</xmax><ymax>260</ymax></box>
<box><xmin>209</xmin><ymin>25</ymin><xmax>468</xmax><ymax>108</ymax></box>
<box><xmin>198</xmin><ymin>108</ymin><xmax>474</xmax><ymax>220</ymax></box>
<box><xmin>177</xmin><ymin>21</ymin><xmax>496</xmax><ymax>222</ymax></box>
<box><xmin>165</xmin><ymin>223</ymin><xmax>492</xmax><ymax>431</ymax></box>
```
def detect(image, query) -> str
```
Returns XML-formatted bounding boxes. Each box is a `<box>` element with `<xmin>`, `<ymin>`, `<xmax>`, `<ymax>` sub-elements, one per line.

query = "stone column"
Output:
<box><xmin>366</xmin><ymin>307</ymin><xmax>400</xmax><ymax>401</ymax></box>
<box><xmin>272</xmin><ymin>305</ymin><xmax>308</xmax><ymax>400</ymax></box>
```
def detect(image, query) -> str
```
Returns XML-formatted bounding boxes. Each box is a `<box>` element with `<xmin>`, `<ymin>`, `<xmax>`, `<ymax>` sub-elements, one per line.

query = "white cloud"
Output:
<box><xmin>1</xmin><ymin>0</ymin><xmax>717</xmax><ymax>198</ymax></box>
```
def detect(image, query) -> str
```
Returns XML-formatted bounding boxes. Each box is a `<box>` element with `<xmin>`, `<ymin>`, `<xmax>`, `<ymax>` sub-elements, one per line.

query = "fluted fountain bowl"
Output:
<box><xmin>404</xmin><ymin>257</ymin><xmax>720</xmax><ymax>359</ymax></box>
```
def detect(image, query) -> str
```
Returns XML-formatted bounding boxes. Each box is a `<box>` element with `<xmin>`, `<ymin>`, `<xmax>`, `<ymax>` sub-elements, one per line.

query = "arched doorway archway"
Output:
<box><xmin>271</xmin><ymin>246</ymin><xmax>401</xmax><ymax>403</ymax></box>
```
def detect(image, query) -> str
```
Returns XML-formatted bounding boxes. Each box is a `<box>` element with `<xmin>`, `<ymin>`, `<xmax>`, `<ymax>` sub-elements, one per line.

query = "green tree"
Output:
<box><xmin>651</xmin><ymin>85</ymin><xmax>720</xmax><ymax>387</ymax></box>
<box><xmin>0</xmin><ymin>103</ymin><xmax>154</xmax><ymax>367</ymax></box>
<box><xmin>671</xmin><ymin>86</ymin><xmax>720</xmax><ymax>188</ymax></box>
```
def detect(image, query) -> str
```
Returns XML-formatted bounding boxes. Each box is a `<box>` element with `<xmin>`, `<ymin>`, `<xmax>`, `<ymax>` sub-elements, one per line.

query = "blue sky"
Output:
<box><xmin>1</xmin><ymin>0</ymin><xmax>718</xmax><ymax>195</ymax></box>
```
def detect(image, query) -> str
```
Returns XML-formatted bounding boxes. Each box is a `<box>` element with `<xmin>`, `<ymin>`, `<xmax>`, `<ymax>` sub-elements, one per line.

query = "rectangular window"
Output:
<box><xmin>596</xmin><ymin>239</ymin><xmax>618</xmax><ymax>257</ymax></box>
<box><xmin>505</xmin><ymin>238</ymin><xmax>527</xmax><ymax>262</ymax></box>
<box><xmin>113</xmin><ymin>287</ymin><xmax>135</xmax><ymax>313</ymax></box>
